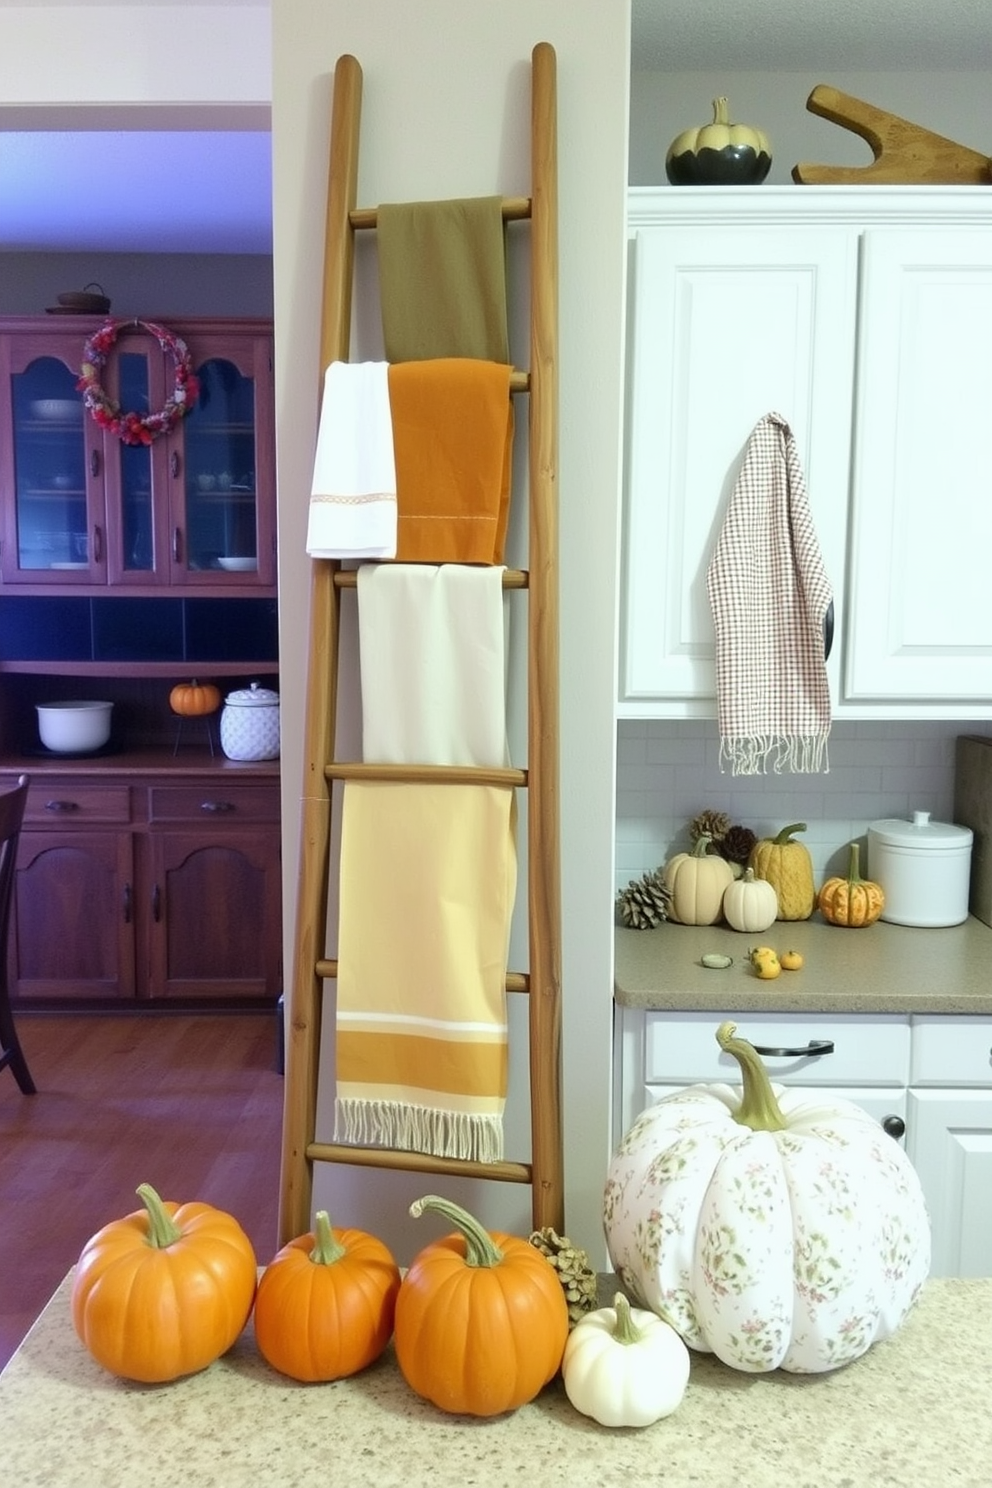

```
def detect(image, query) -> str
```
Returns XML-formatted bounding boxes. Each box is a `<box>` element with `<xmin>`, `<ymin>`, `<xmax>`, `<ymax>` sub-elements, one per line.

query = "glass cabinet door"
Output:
<box><xmin>180</xmin><ymin>356</ymin><xmax>259</xmax><ymax>577</ymax></box>
<box><xmin>107</xmin><ymin>349</ymin><xmax>158</xmax><ymax>578</ymax></box>
<box><xmin>7</xmin><ymin>353</ymin><xmax>100</xmax><ymax>579</ymax></box>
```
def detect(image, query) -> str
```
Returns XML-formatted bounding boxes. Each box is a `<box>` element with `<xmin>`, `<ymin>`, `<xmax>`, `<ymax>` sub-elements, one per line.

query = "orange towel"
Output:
<box><xmin>387</xmin><ymin>359</ymin><xmax>513</xmax><ymax>565</ymax></box>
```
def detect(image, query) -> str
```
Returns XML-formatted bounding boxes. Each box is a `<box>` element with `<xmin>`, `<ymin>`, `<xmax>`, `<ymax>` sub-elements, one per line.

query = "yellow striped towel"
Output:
<box><xmin>334</xmin><ymin>780</ymin><xmax>517</xmax><ymax>1163</ymax></box>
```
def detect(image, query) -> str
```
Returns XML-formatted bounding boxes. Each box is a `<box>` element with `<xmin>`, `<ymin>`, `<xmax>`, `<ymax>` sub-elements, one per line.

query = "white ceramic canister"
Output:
<box><xmin>867</xmin><ymin>811</ymin><xmax>973</xmax><ymax>927</ymax></box>
<box><xmin>220</xmin><ymin>682</ymin><xmax>280</xmax><ymax>761</ymax></box>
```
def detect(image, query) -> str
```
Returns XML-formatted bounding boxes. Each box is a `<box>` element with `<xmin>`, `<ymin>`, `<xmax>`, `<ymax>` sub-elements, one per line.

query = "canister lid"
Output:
<box><xmin>868</xmin><ymin>811</ymin><xmax>973</xmax><ymax>851</ymax></box>
<box><xmin>224</xmin><ymin>682</ymin><xmax>280</xmax><ymax>707</ymax></box>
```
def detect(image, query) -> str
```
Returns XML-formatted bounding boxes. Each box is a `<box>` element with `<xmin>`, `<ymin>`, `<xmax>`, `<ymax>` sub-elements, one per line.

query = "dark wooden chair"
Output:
<box><xmin>0</xmin><ymin>775</ymin><xmax>35</xmax><ymax>1094</ymax></box>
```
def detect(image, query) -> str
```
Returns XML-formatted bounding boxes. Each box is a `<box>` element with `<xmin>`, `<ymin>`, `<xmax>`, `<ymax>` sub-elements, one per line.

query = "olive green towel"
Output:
<box><xmin>377</xmin><ymin>196</ymin><xmax>509</xmax><ymax>363</ymax></box>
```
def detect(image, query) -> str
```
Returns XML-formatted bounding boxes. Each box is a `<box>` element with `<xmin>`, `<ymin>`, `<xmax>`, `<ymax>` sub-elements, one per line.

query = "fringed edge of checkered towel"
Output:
<box><xmin>718</xmin><ymin>730</ymin><xmax>831</xmax><ymax>778</ymax></box>
<box><xmin>334</xmin><ymin>1098</ymin><xmax>504</xmax><ymax>1164</ymax></box>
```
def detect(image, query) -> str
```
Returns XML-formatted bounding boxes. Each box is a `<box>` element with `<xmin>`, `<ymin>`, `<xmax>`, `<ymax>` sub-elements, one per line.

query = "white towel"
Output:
<box><xmin>307</xmin><ymin>361</ymin><xmax>397</xmax><ymax>559</ymax></box>
<box><xmin>356</xmin><ymin>564</ymin><xmax>509</xmax><ymax>766</ymax></box>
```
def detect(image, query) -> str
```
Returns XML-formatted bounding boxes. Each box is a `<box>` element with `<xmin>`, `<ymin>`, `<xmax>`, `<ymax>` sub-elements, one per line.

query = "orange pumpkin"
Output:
<box><xmin>818</xmin><ymin>842</ymin><xmax>885</xmax><ymax>927</ymax></box>
<box><xmin>169</xmin><ymin>679</ymin><xmax>221</xmax><ymax>716</ymax></box>
<box><xmin>394</xmin><ymin>1194</ymin><xmax>569</xmax><ymax>1417</ymax></box>
<box><xmin>253</xmin><ymin>1210</ymin><xmax>400</xmax><ymax>1382</ymax></box>
<box><xmin>71</xmin><ymin>1182</ymin><xmax>257</xmax><ymax>1383</ymax></box>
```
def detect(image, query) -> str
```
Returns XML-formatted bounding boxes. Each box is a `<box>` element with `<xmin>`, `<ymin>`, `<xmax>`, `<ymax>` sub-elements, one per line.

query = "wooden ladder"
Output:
<box><xmin>278</xmin><ymin>43</ymin><xmax>562</xmax><ymax>1247</ymax></box>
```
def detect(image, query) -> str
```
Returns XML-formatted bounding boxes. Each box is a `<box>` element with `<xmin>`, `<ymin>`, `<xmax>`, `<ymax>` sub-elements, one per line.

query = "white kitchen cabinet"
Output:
<box><xmin>846</xmin><ymin>230</ymin><xmax>992</xmax><ymax>703</ymax></box>
<box><xmin>621</xmin><ymin>188</ymin><xmax>992</xmax><ymax>721</ymax></box>
<box><xmin>613</xmin><ymin>1005</ymin><xmax>911</xmax><ymax>1143</ymax></box>
<box><xmin>908</xmin><ymin>1015</ymin><xmax>992</xmax><ymax>1277</ymax></box>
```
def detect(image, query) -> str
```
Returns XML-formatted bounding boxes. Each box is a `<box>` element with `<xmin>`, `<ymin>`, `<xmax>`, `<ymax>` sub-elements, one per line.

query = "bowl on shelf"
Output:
<box><xmin>56</xmin><ymin>286</ymin><xmax>111</xmax><ymax>313</ymax></box>
<box><xmin>29</xmin><ymin>399</ymin><xmax>81</xmax><ymax>421</ymax></box>
<box><xmin>217</xmin><ymin>556</ymin><xmax>257</xmax><ymax>572</ymax></box>
<box><xmin>36</xmin><ymin>700</ymin><xmax>113</xmax><ymax>754</ymax></box>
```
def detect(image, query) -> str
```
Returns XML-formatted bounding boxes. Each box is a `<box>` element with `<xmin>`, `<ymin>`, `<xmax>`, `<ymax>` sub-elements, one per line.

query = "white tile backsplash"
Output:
<box><xmin>615</xmin><ymin>719</ymin><xmax>992</xmax><ymax>891</ymax></box>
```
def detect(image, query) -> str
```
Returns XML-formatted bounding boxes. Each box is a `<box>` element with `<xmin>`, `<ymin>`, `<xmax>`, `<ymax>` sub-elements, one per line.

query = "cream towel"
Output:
<box><xmin>334</xmin><ymin>782</ymin><xmax>516</xmax><ymax>1163</ymax></box>
<box><xmin>307</xmin><ymin>361</ymin><xmax>397</xmax><ymax>559</ymax></box>
<box><xmin>356</xmin><ymin>564</ymin><xmax>509</xmax><ymax>766</ymax></box>
<box><xmin>706</xmin><ymin>412</ymin><xmax>833</xmax><ymax>776</ymax></box>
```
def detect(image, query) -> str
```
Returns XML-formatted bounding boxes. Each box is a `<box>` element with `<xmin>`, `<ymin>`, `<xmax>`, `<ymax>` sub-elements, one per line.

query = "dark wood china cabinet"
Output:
<box><xmin>0</xmin><ymin>317</ymin><xmax>281</xmax><ymax>1009</ymax></box>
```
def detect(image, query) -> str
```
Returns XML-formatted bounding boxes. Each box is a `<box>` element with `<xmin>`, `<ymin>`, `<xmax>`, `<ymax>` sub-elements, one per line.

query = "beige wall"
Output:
<box><xmin>272</xmin><ymin>1</ymin><xmax>630</xmax><ymax>1263</ymax></box>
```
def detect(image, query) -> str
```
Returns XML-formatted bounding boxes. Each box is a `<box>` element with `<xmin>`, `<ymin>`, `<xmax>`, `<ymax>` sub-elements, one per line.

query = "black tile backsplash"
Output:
<box><xmin>0</xmin><ymin>597</ymin><xmax>279</xmax><ymax>664</ymax></box>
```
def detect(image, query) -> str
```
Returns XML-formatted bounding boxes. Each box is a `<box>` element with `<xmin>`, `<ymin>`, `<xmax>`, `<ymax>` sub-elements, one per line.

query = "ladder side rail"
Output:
<box><xmin>526</xmin><ymin>40</ymin><xmax>564</xmax><ymax>1233</ymax></box>
<box><xmin>278</xmin><ymin>52</ymin><xmax>364</xmax><ymax>1247</ymax></box>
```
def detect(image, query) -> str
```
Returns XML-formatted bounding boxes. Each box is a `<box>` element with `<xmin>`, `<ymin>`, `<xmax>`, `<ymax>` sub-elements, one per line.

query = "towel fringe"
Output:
<box><xmin>719</xmin><ymin>731</ymin><xmax>831</xmax><ymax>778</ymax></box>
<box><xmin>334</xmin><ymin>1097</ymin><xmax>505</xmax><ymax>1164</ymax></box>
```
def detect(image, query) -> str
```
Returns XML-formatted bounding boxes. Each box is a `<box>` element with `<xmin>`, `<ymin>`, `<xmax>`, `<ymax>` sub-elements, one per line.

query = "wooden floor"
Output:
<box><xmin>0</xmin><ymin>1009</ymin><xmax>284</xmax><ymax>1372</ymax></box>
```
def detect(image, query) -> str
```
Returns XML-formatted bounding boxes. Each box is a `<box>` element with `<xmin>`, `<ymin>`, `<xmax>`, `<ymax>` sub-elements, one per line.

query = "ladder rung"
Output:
<box><xmin>315</xmin><ymin>957</ymin><xmax>529</xmax><ymax>994</ymax></box>
<box><xmin>350</xmin><ymin>196</ymin><xmax>532</xmax><ymax>230</ymax></box>
<box><xmin>308</xmin><ymin>1140</ymin><xmax>533</xmax><ymax>1186</ymax></box>
<box><xmin>325</xmin><ymin>761</ymin><xmax>526</xmax><ymax>787</ymax></box>
<box><xmin>334</xmin><ymin>567</ymin><xmax>528</xmax><ymax>590</ymax></box>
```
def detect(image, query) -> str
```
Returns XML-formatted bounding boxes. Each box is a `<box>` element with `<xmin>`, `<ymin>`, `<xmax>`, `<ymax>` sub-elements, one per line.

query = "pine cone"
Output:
<box><xmin>689</xmin><ymin>809</ymin><xmax>731</xmax><ymax>846</ymax></box>
<box><xmin>721</xmin><ymin>824</ymin><xmax>757</xmax><ymax>865</ymax></box>
<box><xmin>529</xmin><ymin>1227</ymin><xmax>599</xmax><ymax>1328</ymax></box>
<box><xmin>615</xmin><ymin>869</ymin><xmax>671</xmax><ymax>930</ymax></box>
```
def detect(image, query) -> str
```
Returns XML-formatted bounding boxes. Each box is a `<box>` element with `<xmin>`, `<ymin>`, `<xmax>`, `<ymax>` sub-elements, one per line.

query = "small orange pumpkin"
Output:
<box><xmin>253</xmin><ymin>1210</ymin><xmax>401</xmax><ymax>1382</ymax></box>
<box><xmin>818</xmin><ymin>842</ymin><xmax>885</xmax><ymax>928</ymax></box>
<box><xmin>394</xmin><ymin>1194</ymin><xmax>569</xmax><ymax>1417</ymax></box>
<box><xmin>169</xmin><ymin>679</ymin><xmax>221</xmax><ymax>717</ymax></box>
<box><xmin>71</xmin><ymin>1183</ymin><xmax>257</xmax><ymax>1382</ymax></box>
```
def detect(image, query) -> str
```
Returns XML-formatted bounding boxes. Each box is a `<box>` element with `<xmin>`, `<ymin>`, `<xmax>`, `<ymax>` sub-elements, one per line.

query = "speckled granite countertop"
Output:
<box><xmin>616</xmin><ymin>915</ymin><xmax>992</xmax><ymax>1014</ymax></box>
<box><xmin>3</xmin><ymin>1274</ymin><xmax>991</xmax><ymax>1488</ymax></box>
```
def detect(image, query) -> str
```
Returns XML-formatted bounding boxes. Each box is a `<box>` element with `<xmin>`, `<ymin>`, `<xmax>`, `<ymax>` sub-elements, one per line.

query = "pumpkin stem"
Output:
<box><xmin>712</xmin><ymin>96</ymin><xmax>730</xmax><ymax>126</ymax></box>
<box><xmin>774</xmin><ymin>822</ymin><xmax>807</xmax><ymax>845</ymax></box>
<box><xmin>846</xmin><ymin>841</ymin><xmax>865</xmax><ymax>882</ymax></box>
<box><xmin>692</xmin><ymin>833</ymin><xmax>713</xmax><ymax>858</ymax></box>
<box><xmin>611</xmin><ymin>1292</ymin><xmax>643</xmax><ymax>1346</ymax></box>
<box><xmin>409</xmin><ymin>1194</ymin><xmax>504</xmax><ymax>1268</ymax></box>
<box><xmin>716</xmin><ymin>1022</ymin><xmax>787</xmax><ymax>1133</ymax></box>
<box><xmin>136</xmin><ymin>1182</ymin><xmax>183</xmax><ymax>1249</ymax></box>
<box><xmin>309</xmin><ymin>1210</ymin><xmax>347</xmax><ymax>1266</ymax></box>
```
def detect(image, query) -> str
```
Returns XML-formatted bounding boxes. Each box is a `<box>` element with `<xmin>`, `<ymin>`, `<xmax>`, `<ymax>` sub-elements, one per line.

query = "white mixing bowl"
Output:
<box><xmin>37</xmin><ymin>700</ymin><xmax>113</xmax><ymax>753</ymax></box>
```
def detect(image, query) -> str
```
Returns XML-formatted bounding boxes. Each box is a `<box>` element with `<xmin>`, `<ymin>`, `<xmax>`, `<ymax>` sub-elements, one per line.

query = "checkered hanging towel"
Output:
<box><xmin>706</xmin><ymin>412</ymin><xmax>833</xmax><ymax>776</ymax></box>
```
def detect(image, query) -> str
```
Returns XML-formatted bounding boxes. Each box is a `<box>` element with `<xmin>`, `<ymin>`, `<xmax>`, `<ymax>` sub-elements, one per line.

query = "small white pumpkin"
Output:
<box><xmin>603</xmin><ymin>1022</ymin><xmax>931</xmax><ymax>1375</ymax></box>
<box><xmin>562</xmin><ymin>1292</ymin><xmax>690</xmax><ymax>1428</ymax></box>
<box><xmin>722</xmin><ymin>867</ymin><xmax>778</xmax><ymax>933</ymax></box>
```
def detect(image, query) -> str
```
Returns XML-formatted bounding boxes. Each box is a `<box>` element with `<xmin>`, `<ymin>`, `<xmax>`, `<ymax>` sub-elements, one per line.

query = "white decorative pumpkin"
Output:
<box><xmin>562</xmin><ymin>1292</ymin><xmax>690</xmax><ymax>1428</ymax></box>
<box><xmin>722</xmin><ymin>867</ymin><xmax>778</xmax><ymax>933</ymax></box>
<box><xmin>603</xmin><ymin>1022</ymin><xmax>931</xmax><ymax>1375</ymax></box>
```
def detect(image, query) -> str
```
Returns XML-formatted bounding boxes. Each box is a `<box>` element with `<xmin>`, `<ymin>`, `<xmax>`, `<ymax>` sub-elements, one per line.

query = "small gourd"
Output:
<box><xmin>818</xmin><ymin>842</ymin><xmax>885</xmax><ymax>928</ymax></box>
<box><xmin>780</xmin><ymin>949</ymin><xmax>804</xmax><ymax>971</ymax></box>
<box><xmin>749</xmin><ymin>945</ymin><xmax>781</xmax><ymax>979</ymax></box>
<box><xmin>666</xmin><ymin>97</ymin><xmax>772</xmax><ymax>185</ymax></box>
<box><xmin>722</xmin><ymin>868</ymin><xmax>778</xmax><ymax>933</ymax></box>
<box><xmin>662</xmin><ymin>834</ymin><xmax>734</xmax><ymax>926</ymax></box>
<box><xmin>749</xmin><ymin>823</ymin><xmax>816</xmax><ymax>921</ymax></box>
<box><xmin>169</xmin><ymin>679</ymin><xmax>221</xmax><ymax>717</ymax></box>
<box><xmin>561</xmin><ymin>1292</ymin><xmax>690</xmax><ymax>1428</ymax></box>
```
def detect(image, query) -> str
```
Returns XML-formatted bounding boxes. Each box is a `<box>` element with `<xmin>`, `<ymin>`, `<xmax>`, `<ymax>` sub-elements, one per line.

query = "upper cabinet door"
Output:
<box><xmin>166</xmin><ymin>330</ymin><xmax>276</xmax><ymax>588</ymax></box>
<box><xmin>620</xmin><ymin>225</ymin><xmax>858</xmax><ymax>714</ymax></box>
<box><xmin>0</xmin><ymin>333</ymin><xmax>108</xmax><ymax>585</ymax></box>
<box><xmin>846</xmin><ymin>229</ymin><xmax>992</xmax><ymax>703</ymax></box>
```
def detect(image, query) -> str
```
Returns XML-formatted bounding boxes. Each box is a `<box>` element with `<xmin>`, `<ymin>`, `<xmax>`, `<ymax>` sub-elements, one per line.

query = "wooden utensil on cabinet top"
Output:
<box><xmin>792</xmin><ymin>84</ymin><xmax>991</xmax><ymax>186</ymax></box>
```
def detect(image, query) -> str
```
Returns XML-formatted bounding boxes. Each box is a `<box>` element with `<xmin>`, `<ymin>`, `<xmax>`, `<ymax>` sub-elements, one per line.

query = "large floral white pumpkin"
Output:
<box><xmin>604</xmin><ymin>1022</ymin><xmax>930</xmax><ymax>1374</ymax></box>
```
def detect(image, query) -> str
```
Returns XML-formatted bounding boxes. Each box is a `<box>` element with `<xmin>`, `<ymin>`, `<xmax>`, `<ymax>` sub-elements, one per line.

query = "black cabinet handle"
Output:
<box><xmin>200</xmin><ymin>800</ymin><xmax>235</xmax><ymax>813</ymax></box>
<box><xmin>823</xmin><ymin>599</ymin><xmax>835</xmax><ymax>661</ymax></box>
<box><xmin>93</xmin><ymin>526</ymin><xmax>103</xmax><ymax>563</ymax></box>
<box><xmin>750</xmin><ymin>1039</ymin><xmax>835</xmax><ymax>1059</ymax></box>
<box><xmin>172</xmin><ymin>527</ymin><xmax>183</xmax><ymax>563</ymax></box>
<box><xmin>882</xmin><ymin>1114</ymin><xmax>906</xmax><ymax>1139</ymax></box>
<box><xmin>44</xmin><ymin>799</ymin><xmax>79</xmax><ymax>813</ymax></box>
<box><xmin>170</xmin><ymin>450</ymin><xmax>180</xmax><ymax>479</ymax></box>
<box><xmin>90</xmin><ymin>449</ymin><xmax>100</xmax><ymax>478</ymax></box>
<box><xmin>122</xmin><ymin>883</ymin><xmax>131</xmax><ymax>924</ymax></box>
<box><xmin>151</xmin><ymin>884</ymin><xmax>161</xmax><ymax>922</ymax></box>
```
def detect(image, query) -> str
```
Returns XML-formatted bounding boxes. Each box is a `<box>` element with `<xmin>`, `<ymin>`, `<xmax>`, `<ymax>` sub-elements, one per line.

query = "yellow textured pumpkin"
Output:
<box><xmin>662</xmin><ymin>835</ymin><xmax>734</xmax><ymax>926</ymax></box>
<box><xmin>818</xmin><ymin>842</ymin><xmax>885</xmax><ymax>928</ymax></box>
<box><xmin>169</xmin><ymin>680</ymin><xmax>221</xmax><ymax>717</ymax></box>
<box><xmin>749</xmin><ymin>823</ymin><xmax>815</xmax><ymax>921</ymax></box>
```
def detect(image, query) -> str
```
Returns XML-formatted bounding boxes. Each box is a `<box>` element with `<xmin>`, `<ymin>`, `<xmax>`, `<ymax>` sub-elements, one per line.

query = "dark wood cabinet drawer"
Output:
<box><xmin>24</xmin><ymin>784</ymin><xmax>131</xmax><ymax>826</ymax></box>
<box><xmin>148</xmin><ymin>784</ymin><xmax>280</xmax><ymax>825</ymax></box>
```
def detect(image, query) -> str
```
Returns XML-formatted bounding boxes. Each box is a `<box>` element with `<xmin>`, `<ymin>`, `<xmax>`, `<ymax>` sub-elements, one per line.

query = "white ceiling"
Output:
<box><xmin>1</xmin><ymin>1</ymin><xmax>988</xmax><ymax>256</ymax></box>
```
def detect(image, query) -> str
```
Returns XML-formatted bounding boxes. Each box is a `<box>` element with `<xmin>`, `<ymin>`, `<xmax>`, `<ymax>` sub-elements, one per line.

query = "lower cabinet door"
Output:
<box><xmin>12</xmin><ymin>830</ymin><xmax>135</xmax><ymax>1001</ymax></box>
<box><xmin>907</xmin><ymin>1089</ymin><xmax>992</xmax><ymax>1278</ymax></box>
<box><xmin>144</xmin><ymin>829</ymin><xmax>281</xmax><ymax>1001</ymax></box>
